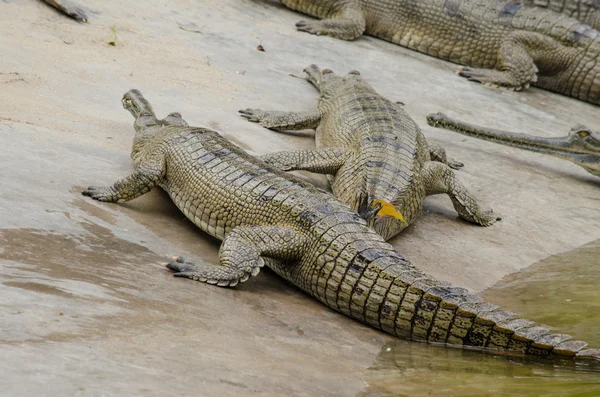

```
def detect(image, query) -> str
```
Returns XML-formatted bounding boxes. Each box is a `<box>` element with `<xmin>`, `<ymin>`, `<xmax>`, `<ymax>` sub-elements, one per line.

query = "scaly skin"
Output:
<box><xmin>279</xmin><ymin>0</ymin><xmax>600</xmax><ymax>105</ymax></box>
<box><xmin>41</xmin><ymin>0</ymin><xmax>87</xmax><ymax>21</ymax></box>
<box><xmin>240</xmin><ymin>65</ymin><xmax>498</xmax><ymax>241</ymax></box>
<box><xmin>522</xmin><ymin>0</ymin><xmax>600</xmax><ymax>30</ymax></box>
<box><xmin>82</xmin><ymin>89</ymin><xmax>600</xmax><ymax>360</ymax></box>
<box><xmin>427</xmin><ymin>112</ymin><xmax>600</xmax><ymax>177</ymax></box>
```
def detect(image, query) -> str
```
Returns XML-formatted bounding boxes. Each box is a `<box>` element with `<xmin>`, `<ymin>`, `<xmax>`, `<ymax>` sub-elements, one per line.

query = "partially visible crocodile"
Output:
<box><xmin>427</xmin><ymin>112</ymin><xmax>600</xmax><ymax>177</ymax></box>
<box><xmin>41</xmin><ymin>0</ymin><xmax>87</xmax><ymax>22</ymax></box>
<box><xmin>82</xmin><ymin>89</ymin><xmax>600</xmax><ymax>360</ymax></box>
<box><xmin>240</xmin><ymin>65</ymin><xmax>498</xmax><ymax>241</ymax></box>
<box><xmin>522</xmin><ymin>0</ymin><xmax>600</xmax><ymax>30</ymax></box>
<box><xmin>277</xmin><ymin>0</ymin><xmax>600</xmax><ymax>105</ymax></box>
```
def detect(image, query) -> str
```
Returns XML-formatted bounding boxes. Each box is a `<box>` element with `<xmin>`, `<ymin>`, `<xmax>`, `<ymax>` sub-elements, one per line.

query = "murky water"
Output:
<box><xmin>359</xmin><ymin>240</ymin><xmax>600</xmax><ymax>397</ymax></box>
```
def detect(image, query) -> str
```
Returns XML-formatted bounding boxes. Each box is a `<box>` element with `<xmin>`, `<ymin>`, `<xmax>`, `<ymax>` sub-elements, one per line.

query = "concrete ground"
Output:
<box><xmin>0</xmin><ymin>0</ymin><xmax>598</xmax><ymax>396</ymax></box>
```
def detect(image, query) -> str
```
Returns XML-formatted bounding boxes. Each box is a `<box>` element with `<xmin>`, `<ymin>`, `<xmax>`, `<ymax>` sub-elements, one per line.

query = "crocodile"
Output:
<box><xmin>277</xmin><ymin>0</ymin><xmax>600</xmax><ymax>105</ymax></box>
<box><xmin>41</xmin><ymin>0</ymin><xmax>87</xmax><ymax>22</ymax></box>
<box><xmin>427</xmin><ymin>112</ymin><xmax>600</xmax><ymax>177</ymax></box>
<box><xmin>521</xmin><ymin>0</ymin><xmax>600</xmax><ymax>30</ymax></box>
<box><xmin>82</xmin><ymin>89</ymin><xmax>600</xmax><ymax>360</ymax></box>
<box><xmin>240</xmin><ymin>65</ymin><xmax>498</xmax><ymax>241</ymax></box>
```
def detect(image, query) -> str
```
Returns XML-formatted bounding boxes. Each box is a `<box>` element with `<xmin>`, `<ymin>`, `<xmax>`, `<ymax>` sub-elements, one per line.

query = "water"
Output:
<box><xmin>359</xmin><ymin>240</ymin><xmax>600</xmax><ymax>397</ymax></box>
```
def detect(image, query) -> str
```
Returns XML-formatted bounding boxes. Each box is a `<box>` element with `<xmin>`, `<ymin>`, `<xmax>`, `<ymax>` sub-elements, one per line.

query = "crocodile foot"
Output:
<box><xmin>239</xmin><ymin>108</ymin><xmax>270</xmax><ymax>125</ymax></box>
<box><xmin>447</xmin><ymin>159</ymin><xmax>464</xmax><ymax>169</ymax></box>
<box><xmin>295</xmin><ymin>20</ymin><xmax>324</xmax><ymax>36</ymax></box>
<box><xmin>457</xmin><ymin>66</ymin><xmax>537</xmax><ymax>91</ymax></box>
<box><xmin>260</xmin><ymin>153</ymin><xmax>297</xmax><ymax>171</ymax></box>
<box><xmin>460</xmin><ymin>207</ymin><xmax>502</xmax><ymax>227</ymax></box>
<box><xmin>82</xmin><ymin>186</ymin><xmax>118</xmax><ymax>202</ymax></box>
<box><xmin>166</xmin><ymin>256</ymin><xmax>260</xmax><ymax>287</ymax></box>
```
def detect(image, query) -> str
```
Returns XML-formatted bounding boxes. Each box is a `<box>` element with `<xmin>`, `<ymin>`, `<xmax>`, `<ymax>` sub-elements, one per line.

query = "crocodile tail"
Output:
<box><xmin>415</xmin><ymin>284</ymin><xmax>600</xmax><ymax>359</ymax></box>
<box><xmin>357</xmin><ymin>253</ymin><xmax>600</xmax><ymax>360</ymax></box>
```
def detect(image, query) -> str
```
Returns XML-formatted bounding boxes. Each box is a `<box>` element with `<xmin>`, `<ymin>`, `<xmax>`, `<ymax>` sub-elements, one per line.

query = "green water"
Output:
<box><xmin>359</xmin><ymin>240</ymin><xmax>600</xmax><ymax>397</ymax></box>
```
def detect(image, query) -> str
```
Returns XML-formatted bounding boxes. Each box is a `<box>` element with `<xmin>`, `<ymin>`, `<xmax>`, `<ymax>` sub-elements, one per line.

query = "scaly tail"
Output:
<box><xmin>342</xmin><ymin>250</ymin><xmax>600</xmax><ymax>360</ymax></box>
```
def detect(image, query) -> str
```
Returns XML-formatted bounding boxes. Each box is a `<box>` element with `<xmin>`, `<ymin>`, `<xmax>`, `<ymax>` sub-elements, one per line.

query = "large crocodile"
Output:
<box><xmin>427</xmin><ymin>112</ymin><xmax>600</xmax><ymax>177</ymax></box>
<box><xmin>82</xmin><ymin>89</ymin><xmax>600</xmax><ymax>360</ymax></box>
<box><xmin>41</xmin><ymin>0</ymin><xmax>87</xmax><ymax>21</ymax></box>
<box><xmin>522</xmin><ymin>0</ymin><xmax>600</xmax><ymax>30</ymax></box>
<box><xmin>277</xmin><ymin>0</ymin><xmax>600</xmax><ymax>105</ymax></box>
<box><xmin>240</xmin><ymin>65</ymin><xmax>498</xmax><ymax>241</ymax></box>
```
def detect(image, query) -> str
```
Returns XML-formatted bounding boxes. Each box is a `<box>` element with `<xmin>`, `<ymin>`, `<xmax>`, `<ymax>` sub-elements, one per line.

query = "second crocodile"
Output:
<box><xmin>278</xmin><ymin>0</ymin><xmax>600</xmax><ymax>105</ymax></box>
<box><xmin>241</xmin><ymin>65</ymin><xmax>498</xmax><ymax>241</ymax></box>
<box><xmin>427</xmin><ymin>112</ymin><xmax>600</xmax><ymax>177</ymax></box>
<box><xmin>522</xmin><ymin>0</ymin><xmax>600</xmax><ymax>30</ymax></box>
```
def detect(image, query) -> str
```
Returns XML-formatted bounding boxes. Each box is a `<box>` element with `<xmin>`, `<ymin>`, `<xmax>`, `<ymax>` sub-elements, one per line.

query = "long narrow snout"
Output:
<box><xmin>122</xmin><ymin>89</ymin><xmax>157</xmax><ymax>119</ymax></box>
<box><xmin>303</xmin><ymin>64</ymin><xmax>323</xmax><ymax>88</ymax></box>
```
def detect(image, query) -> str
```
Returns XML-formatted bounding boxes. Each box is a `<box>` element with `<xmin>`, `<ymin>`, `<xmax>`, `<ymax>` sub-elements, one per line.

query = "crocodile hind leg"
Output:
<box><xmin>422</xmin><ymin>162</ymin><xmax>500</xmax><ymax>226</ymax></box>
<box><xmin>42</xmin><ymin>0</ymin><xmax>87</xmax><ymax>22</ymax></box>
<box><xmin>287</xmin><ymin>0</ymin><xmax>366</xmax><ymax>40</ymax></box>
<box><xmin>428</xmin><ymin>142</ymin><xmax>464</xmax><ymax>170</ymax></box>
<box><xmin>166</xmin><ymin>226</ymin><xmax>307</xmax><ymax>287</ymax></box>
<box><xmin>260</xmin><ymin>148</ymin><xmax>351</xmax><ymax>173</ymax></box>
<box><xmin>458</xmin><ymin>31</ymin><xmax>571</xmax><ymax>90</ymax></box>
<box><xmin>239</xmin><ymin>109</ymin><xmax>322</xmax><ymax>131</ymax></box>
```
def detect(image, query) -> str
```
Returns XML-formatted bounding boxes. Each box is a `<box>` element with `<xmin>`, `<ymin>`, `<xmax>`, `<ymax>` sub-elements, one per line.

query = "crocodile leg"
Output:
<box><xmin>239</xmin><ymin>109</ymin><xmax>321</xmax><ymax>131</ymax></box>
<box><xmin>82</xmin><ymin>159</ymin><xmax>165</xmax><ymax>202</ymax></box>
<box><xmin>261</xmin><ymin>148</ymin><xmax>351</xmax><ymax>173</ymax></box>
<box><xmin>428</xmin><ymin>142</ymin><xmax>464</xmax><ymax>170</ymax></box>
<box><xmin>166</xmin><ymin>226</ymin><xmax>307</xmax><ymax>287</ymax></box>
<box><xmin>288</xmin><ymin>0</ymin><xmax>366</xmax><ymax>40</ymax></box>
<box><xmin>422</xmin><ymin>162</ymin><xmax>499</xmax><ymax>226</ymax></box>
<box><xmin>458</xmin><ymin>31</ymin><xmax>570</xmax><ymax>90</ymax></box>
<box><xmin>42</xmin><ymin>0</ymin><xmax>87</xmax><ymax>22</ymax></box>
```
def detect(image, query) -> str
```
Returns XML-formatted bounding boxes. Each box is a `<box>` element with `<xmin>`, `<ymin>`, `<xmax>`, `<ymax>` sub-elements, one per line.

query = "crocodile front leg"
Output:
<box><xmin>261</xmin><ymin>148</ymin><xmax>351</xmax><ymax>173</ymax></box>
<box><xmin>422</xmin><ymin>162</ymin><xmax>500</xmax><ymax>226</ymax></box>
<box><xmin>82</xmin><ymin>157</ymin><xmax>165</xmax><ymax>202</ymax></box>
<box><xmin>428</xmin><ymin>142</ymin><xmax>464</xmax><ymax>170</ymax></box>
<box><xmin>290</xmin><ymin>0</ymin><xmax>366</xmax><ymax>40</ymax></box>
<box><xmin>167</xmin><ymin>226</ymin><xmax>307</xmax><ymax>287</ymax></box>
<box><xmin>458</xmin><ymin>31</ymin><xmax>573</xmax><ymax>90</ymax></box>
<box><xmin>42</xmin><ymin>0</ymin><xmax>87</xmax><ymax>22</ymax></box>
<box><xmin>239</xmin><ymin>109</ymin><xmax>321</xmax><ymax>131</ymax></box>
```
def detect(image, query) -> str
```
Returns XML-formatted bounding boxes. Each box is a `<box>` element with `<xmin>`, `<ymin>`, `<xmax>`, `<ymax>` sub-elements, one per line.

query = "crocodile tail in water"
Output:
<box><xmin>341</xmin><ymin>249</ymin><xmax>600</xmax><ymax>360</ymax></box>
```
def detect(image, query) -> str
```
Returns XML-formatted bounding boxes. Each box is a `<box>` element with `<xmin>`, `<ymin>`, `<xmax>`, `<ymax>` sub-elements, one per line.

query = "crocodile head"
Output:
<box><xmin>122</xmin><ymin>89</ymin><xmax>156</xmax><ymax>122</ymax></box>
<box><xmin>427</xmin><ymin>112</ymin><xmax>600</xmax><ymax>177</ymax></box>
<box><xmin>485</xmin><ymin>125</ymin><xmax>600</xmax><ymax>176</ymax></box>
<box><xmin>563</xmin><ymin>126</ymin><xmax>600</xmax><ymax>176</ymax></box>
<box><xmin>303</xmin><ymin>64</ymin><xmax>372</xmax><ymax>100</ymax></box>
<box><xmin>121</xmin><ymin>89</ymin><xmax>167</xmax><ymax>164</ymax></box>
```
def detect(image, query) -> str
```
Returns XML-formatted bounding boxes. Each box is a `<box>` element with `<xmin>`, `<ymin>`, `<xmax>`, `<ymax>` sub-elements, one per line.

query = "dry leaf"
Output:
<box><xmin>107</xmin><ymin>26</ymin><xmax>117</xmax><ymax>46</ymax></box>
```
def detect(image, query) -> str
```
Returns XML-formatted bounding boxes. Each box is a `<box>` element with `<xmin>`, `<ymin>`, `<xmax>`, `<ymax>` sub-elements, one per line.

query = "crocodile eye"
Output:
<box><xmin>577</xmin><ymin>130</ymin><xmax>591</xmax><ymax>138</ymax></box>
<box><xmin>322</xmin><ymin>68</ymin><xmax>333</xmax><ymax>75</ymax></box>
<box><xmin>348</xmin><ymin>70</ymin><xmax>360</xmax><ymax>75</ymax></box>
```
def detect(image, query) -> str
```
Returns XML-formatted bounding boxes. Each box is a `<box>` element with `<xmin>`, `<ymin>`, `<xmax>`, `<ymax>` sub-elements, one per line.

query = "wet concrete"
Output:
<box><xmin>0</xmin><ymin>0</ymin><xmax>599</xmax><ymax>395</ymax></box>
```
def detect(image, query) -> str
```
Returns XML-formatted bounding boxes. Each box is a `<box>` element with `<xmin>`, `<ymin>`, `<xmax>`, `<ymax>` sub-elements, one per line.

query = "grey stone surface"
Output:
<box><xmin>0</xmin><ymin>0</ymin><xmax>598</xmax><ymax>396</ymax></box>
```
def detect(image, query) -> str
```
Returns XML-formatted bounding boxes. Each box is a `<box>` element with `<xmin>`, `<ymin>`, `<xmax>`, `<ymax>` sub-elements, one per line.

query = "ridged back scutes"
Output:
<box><xmin>161</xmin><ymin>128</ymin><xmax>339</xmax><ymax>240</ymax></box>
